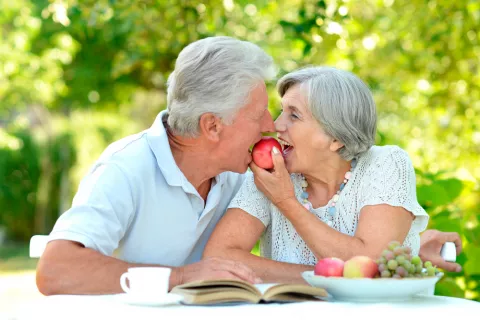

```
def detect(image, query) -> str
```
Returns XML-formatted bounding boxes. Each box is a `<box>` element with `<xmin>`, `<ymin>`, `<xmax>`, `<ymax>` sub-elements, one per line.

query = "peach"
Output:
<box><xmin>343</xmin><ymin>256</ymin><xmax>379</xmax><ymax>278</ymax></box>
<box><xmin>314</xmin><ymin>258</ymin><xmax>345</xmax><ymax>277</ymax></box>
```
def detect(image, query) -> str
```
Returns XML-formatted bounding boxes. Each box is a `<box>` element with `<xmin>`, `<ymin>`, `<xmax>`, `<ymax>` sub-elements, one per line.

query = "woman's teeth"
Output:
<box><xmin>280</xmin><ymin>141</ymin><xmax>292</xmax><ymax>149</ymax></box>
<box><xmin>280</xmin><ymin>141</ymin><xmax>294</xmax><ymax>156</ymax></box>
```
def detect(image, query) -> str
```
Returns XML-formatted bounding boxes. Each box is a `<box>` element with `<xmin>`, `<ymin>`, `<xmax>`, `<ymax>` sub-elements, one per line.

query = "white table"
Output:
<box><xmin>8</xmin><ymin>294</ymin><xmax>480</xmax><ymax>320</ymax></box>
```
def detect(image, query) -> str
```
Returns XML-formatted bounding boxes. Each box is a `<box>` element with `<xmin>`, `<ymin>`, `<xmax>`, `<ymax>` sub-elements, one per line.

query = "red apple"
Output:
<box><xmin>314</xmin><ymin>258</ymin><xmax>345</xmax><ymax>277</ymax></box>
<box><xmin>251</xmin><ymin>137</ymin><xmax>282</xmax><ymax>169</ymax></box>
<box><xmin>343</xmin><ymin>256</ymin><xmax>379</xmax><ymax>278</ymax></box>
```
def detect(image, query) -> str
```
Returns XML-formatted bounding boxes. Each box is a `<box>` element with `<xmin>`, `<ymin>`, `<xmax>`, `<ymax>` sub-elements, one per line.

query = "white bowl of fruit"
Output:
<box><xmin>302</xmin><ymin>241</ymin><xmax>443</xmax><ymax>302</ymax></box>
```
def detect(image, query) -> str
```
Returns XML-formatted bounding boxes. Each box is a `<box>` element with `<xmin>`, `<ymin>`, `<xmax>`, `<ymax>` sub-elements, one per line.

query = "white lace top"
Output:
<box><xmin>228</xmin><ymin>145</ymin><xmax>429</xmax><ymax>265</ymax></box>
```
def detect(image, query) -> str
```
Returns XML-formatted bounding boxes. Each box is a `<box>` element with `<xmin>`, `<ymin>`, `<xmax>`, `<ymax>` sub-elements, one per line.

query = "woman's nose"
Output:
<box><xmin>274</xmin><ymin>114</ymin><xmax>286</xmax><ymax>132</ymax></box>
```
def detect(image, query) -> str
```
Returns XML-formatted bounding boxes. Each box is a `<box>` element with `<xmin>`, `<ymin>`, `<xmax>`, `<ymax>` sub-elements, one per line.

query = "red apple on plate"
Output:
<box><xmin>251</xmin><ymin>137</ymin><xmax>282</xmax><ymax>169</ymax></box>
<box><xmin>314</xmin><ymin>257</ymin><xmax>345</xmax><ymax>277</ymax></box>
<box><xmin>343</xmin><ymin>256</ymin><xmax>379</xmax><ymax>278</ymax></box>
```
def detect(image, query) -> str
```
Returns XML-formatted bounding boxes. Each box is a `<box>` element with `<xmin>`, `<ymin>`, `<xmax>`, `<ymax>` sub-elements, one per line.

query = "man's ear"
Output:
<box><xmin>329</xmin><ymin>139</ymin><xmax>345</xmax><ymax>153</ymax></box>
<box><xmin>199</xmin><ymin>113</ymin><xmax>223</xmax><ymax>142</ymax></box>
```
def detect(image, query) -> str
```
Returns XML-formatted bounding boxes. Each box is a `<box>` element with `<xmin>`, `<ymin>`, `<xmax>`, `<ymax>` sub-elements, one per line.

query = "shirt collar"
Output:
<box><xmin>146</xmin><ymin>110</ymin><xmax>226</xmax><ymax>189</ymax></box>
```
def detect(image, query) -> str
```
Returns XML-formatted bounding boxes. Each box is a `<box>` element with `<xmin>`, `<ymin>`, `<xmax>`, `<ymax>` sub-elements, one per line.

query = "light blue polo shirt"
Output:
<box><xmin>48</xmin><ymin>110</ymin><xmax>245</xmax><ymax>266</ymax></box>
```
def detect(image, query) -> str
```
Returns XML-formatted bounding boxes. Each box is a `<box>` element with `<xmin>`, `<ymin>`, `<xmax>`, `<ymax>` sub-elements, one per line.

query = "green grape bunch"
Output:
<box><xmin>376</xmin><ymin>241</ymin><xmax>438</xmax><ymax>278</ymax></box>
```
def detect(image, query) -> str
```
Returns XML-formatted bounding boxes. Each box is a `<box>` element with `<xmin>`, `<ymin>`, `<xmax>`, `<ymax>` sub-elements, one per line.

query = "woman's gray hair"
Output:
<box><xmin>166</xmin><ymin>36</ymin><xmax>277</xmax><ymax>137</ymax></box>
<box><xmin>277</xmin><ymin>66</ymin><xmax>377</xmax><ymax>160</ymax></box>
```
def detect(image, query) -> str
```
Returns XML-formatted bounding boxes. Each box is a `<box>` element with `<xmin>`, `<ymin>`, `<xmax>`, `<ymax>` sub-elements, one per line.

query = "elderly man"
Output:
<box><xmin>36</xmin><ymin>36</ymin><xmax>461</xmax><ymax>295</ymax></box>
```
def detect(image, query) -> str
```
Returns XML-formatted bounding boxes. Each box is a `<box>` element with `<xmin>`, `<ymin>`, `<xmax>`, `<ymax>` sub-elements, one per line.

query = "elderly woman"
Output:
<box><xmin>203</xmin><ymin>66</ymin><xmax>429</xmax><ymax>283</ymax></box>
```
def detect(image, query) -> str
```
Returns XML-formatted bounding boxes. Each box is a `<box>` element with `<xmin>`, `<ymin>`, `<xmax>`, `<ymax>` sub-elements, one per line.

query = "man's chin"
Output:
<box><xmin>239</xmin><ymin>164</ymin><xmax>251</xmax><ymax>174</ymax></box>
<box><xmin>238</xmin><ymin>162</ymin><xmax>251</xmax><ymax>174</ymax></box>
<box><xmin>222</xmin><ymin>163</ymin><xmax>249</xmax><ymax>174</ymax></box>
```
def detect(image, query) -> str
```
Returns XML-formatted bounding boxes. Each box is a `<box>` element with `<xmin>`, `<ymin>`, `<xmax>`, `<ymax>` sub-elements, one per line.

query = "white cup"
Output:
<box><xmin>120</xmin><ymin>267</ymin><xmax>171</xmax><ymax>296</ymax></box>
<box><xmin>440</xmin><ymin>242</ymin><xmax>457</xmax><ymax>262</ymax></box>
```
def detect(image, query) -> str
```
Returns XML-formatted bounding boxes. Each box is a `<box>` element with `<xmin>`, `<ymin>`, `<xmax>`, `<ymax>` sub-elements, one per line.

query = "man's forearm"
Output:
<box><xmin>204</xmin><ymin>247</ymin><xmax>312</xmax><ymax>284</ymax></box>
<box><xmin>36</xmin><ymin>240</ymin><xmax>182</xmax><ymax>295</ymax></box>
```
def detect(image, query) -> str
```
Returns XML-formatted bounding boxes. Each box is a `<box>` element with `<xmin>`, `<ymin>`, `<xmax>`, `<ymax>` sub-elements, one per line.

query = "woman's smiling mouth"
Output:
<box><xmin>279</xmin><ymin>139</ymin><xmax>294</xmax><ymax>156</ymax></box>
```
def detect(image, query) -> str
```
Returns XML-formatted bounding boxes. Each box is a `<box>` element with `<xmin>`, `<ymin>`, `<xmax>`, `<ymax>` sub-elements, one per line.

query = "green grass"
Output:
<box><xmin>0</xmin><ymin>243</ymin><xmax>38</xmax><ymax>274</ymax></box>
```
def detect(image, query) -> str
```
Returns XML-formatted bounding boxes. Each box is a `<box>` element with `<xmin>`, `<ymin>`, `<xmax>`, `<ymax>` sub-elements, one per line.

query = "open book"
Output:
<box><xmin>171</xmin><ymin>279</ymin><xmax>328</xmax><ymax>305</ymax></box>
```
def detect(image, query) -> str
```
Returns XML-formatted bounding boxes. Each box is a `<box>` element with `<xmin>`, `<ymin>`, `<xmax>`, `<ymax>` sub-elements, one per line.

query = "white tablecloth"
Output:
<box><xmin>7</xmin><ymin>293</ymin><xmax>480</xmax><ymax>320</ymax></box>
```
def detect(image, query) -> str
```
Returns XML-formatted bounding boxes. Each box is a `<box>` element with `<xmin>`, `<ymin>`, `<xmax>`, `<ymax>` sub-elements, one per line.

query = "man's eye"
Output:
<box><xmin>290</xmin><ymin>113</ymin><xmax>299</xmax><ymax>119</ymax></box>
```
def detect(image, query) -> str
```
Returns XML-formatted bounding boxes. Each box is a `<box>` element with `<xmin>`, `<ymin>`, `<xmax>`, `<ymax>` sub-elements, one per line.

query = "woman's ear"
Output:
<box><xmin>199</xmin><ymin>113</ymin><xmax>223</xmax><ymax>142</ymax></box>
<box><xmin>330</xmin><ymin>139</ymin><xmax>345</xmax><ymax>152</ymax></box>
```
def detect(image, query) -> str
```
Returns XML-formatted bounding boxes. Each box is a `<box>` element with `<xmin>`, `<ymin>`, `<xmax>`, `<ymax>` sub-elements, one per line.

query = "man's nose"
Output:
<box><xmin>262</xmin><ymin>110</ymin><xmax>275</xmax><ymax>132</ymax></box>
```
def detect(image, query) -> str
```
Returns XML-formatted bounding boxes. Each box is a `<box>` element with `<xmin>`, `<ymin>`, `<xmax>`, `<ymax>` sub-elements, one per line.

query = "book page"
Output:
<box><xmin>173</xmin><ymin>279</ymin><xmax>261</xmax><ymax>296</ymax></box>
<box><xmin>254</xmin><ymin>283</ymin><xmax>280</xmax><ymax>295</ymax></box>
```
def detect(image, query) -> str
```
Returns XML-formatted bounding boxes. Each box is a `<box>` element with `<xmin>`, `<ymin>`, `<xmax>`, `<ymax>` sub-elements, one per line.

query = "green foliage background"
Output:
<box><xmin>0</xmin><ymin>0</ymin><xmax>478</xmax><ymax>300</ymax></box>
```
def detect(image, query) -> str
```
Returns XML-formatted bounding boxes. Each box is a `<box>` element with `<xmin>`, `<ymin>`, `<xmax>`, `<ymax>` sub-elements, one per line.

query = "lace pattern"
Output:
<box><xmin>228</xmin><ymin>145</ymin><xmax>429</xmax><ymax>265</ymax></box>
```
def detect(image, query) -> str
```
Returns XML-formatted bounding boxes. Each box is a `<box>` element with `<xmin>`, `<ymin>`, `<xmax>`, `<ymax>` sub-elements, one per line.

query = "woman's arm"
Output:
<box><xmin>251</xmin><ymin>149</ymin><xmax>414</xmax><ymax>261</ymax></box>
<box><xmin>203</xmin><ymin>208</ymin><xmax>313</xmax><ymax>284</ymax></box>
<box><xmin>275</xmin><ymin>200</ymin><xmax>413</xmax><ymax>260</ymax></box>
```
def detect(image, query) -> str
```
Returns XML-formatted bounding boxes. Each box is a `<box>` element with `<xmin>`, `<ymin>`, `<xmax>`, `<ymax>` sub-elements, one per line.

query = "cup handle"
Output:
<box><xmin>120</xmin><ymin>273</ymin><xmax>130</xmax><ymax>293</ymax></box>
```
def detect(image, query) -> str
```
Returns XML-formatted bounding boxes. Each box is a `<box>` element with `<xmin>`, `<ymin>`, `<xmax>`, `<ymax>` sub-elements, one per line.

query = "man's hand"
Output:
<box><xmin>170</xmin><ymin>257</ymin><xmax>262</xmax><ymax>290</ymax></box>
<box><xmin>419</xmin><ymin>229</ymin><xmax>463</xmax><ymax>272</ymax></box>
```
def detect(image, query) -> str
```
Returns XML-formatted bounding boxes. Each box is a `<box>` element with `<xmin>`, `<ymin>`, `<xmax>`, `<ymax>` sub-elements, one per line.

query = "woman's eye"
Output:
<box><xmin>290</xmin><ymin>113</ymin><xmax>299</xmax><ymax>119</ymax></box>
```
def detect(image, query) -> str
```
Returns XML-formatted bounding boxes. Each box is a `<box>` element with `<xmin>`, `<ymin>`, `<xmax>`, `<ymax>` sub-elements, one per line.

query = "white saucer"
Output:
<box><xmin>114</xmin><ymin>293</ymin><xmax>183</xmax><ymax>307</ymax></box>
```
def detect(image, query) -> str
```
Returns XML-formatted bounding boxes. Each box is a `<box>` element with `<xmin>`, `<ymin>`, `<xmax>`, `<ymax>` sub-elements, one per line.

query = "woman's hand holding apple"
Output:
<box><xmin>250</xmin><ymin>137</ymin><xmax>296</xmax><ymax>209</ymax></box>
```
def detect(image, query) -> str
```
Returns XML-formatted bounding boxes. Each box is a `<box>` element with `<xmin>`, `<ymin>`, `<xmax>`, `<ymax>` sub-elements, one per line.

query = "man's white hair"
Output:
<box><xmin>166</xmin><ymin>36</ymin><xmax>277</xmax><ymax>136</ymax></box>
